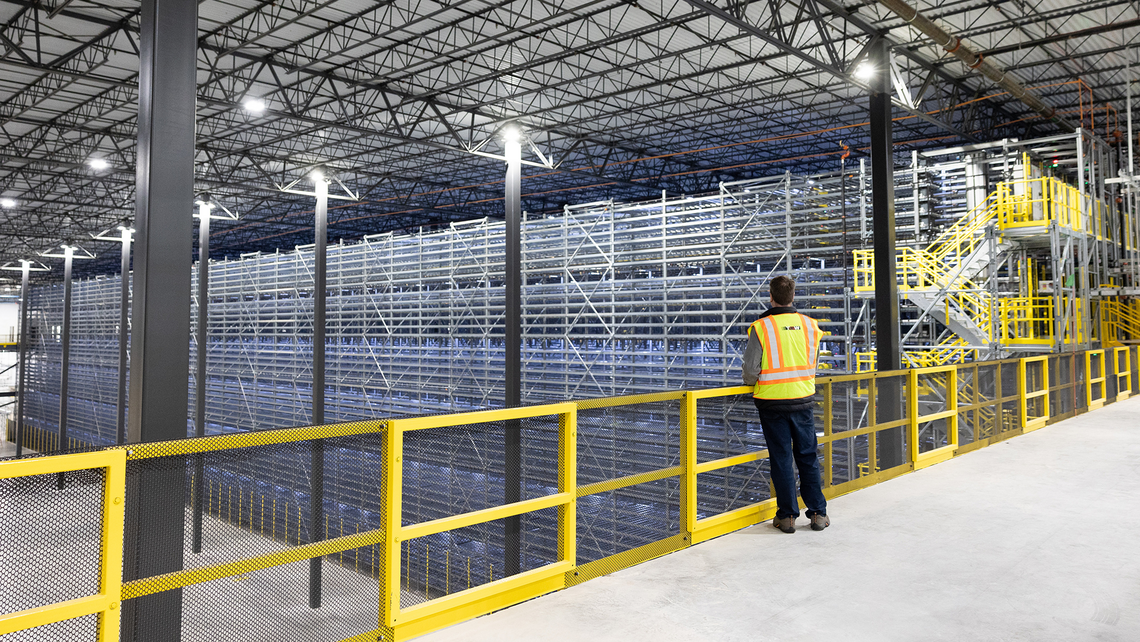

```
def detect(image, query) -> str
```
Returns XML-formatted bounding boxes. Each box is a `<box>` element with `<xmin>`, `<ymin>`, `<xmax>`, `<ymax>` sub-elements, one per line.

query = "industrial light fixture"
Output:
<box><xmin>243</xmin><ymin>97</ymin><xmax>267</xmax><ymax>114</ymax></box>
<box><xmin>88</xmin><ymin>158</ymin><xmax>109</xmax><ymax>171</ymax></box>
<box><xmin>0</xmin><ymin>198</ymin><xmax>14</xmax><ymax>208</ymax></box>
<box><xmin>502</xmin><ymin>125</ymin><xmax>521</xmax><ymax>143</ymax></box>
<box><xmin>854</xmin><ymin>63</ymin><xmax>874</xmax><ymax>80</ymax></box>
<box><xmin>310</xmin><ymin>168</ymin><xmax>326</xmax><ymax>182</ymax></box>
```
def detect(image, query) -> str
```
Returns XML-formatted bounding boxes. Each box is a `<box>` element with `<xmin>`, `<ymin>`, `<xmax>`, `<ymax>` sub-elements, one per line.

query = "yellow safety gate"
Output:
<box><xmin>0</xmin><ymin>450</ymin><xmax>126</xmax><ymax>640</ymax></box>
<box><xmin>1115</xmin><ymin>347</ymin><xmax>1132</xmax><ymax>402</ymax></box>
<box><xmin>1086</xmin><ymin>350</ymin><xmax>1107</xmax><ymax>410</ymax></box>
<box><xmin>1</xmin><ymin>348</ymin><xmax>1137</xmax><ymax>642</ymax></box>
<box><xmin>1020</xmin><ymin>356</ymin><xmax>1050</xmax><ymax>432</ymax></box>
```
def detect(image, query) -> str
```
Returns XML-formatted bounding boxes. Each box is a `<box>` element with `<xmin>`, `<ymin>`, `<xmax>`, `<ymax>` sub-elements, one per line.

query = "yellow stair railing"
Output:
<box><xmin>1101</xmin><ymin>299</ymin><xmax>1140</xmax><ymax>346</ymax></box>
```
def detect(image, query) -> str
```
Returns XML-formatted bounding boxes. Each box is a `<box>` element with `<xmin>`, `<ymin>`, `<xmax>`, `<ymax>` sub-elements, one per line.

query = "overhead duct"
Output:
<box><xmin>876</xmin><ymin>0</ymin><xmax>1078</xmax><ymax>132</ymax></box>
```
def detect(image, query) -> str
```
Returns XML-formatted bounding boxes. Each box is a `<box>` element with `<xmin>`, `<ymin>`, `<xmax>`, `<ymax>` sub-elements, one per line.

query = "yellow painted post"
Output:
<box><xmin>382</xmin><ymin>421</ymin><xmax>403</xmax><ymax>628</ymax></box>
<box><xmin>907</xmin><ymin>370</ymin><xmax>919</xmax><ymax>464</ymax></box>
<box><xmin>680</xmin><ymin>391</ymin><xmax>697</xmax><ymax>537</ymax></box>
<box><xmin>557</xmin><ymin>406</ymin><xmax>577</xmax><ymax>568</ymax></box>
<box><xmin>867</xmin><ymin>377</ymin><xmax>877</xmax><ymax>475</ymax></box>
<box><xmin>948</xmin><ymin>367</ymin><xmax>959</xmax><ymax>450</ymax></box>
<box><xmin>1019</xmin><ymin>358</ymin><xmax>1028</xmax><ymax>429</ymax></box>
<box><xmin>97</xmin><ymin>449</ymin><xmax>126</xmax><ymax>642</ymax></box>
<box><xmin>823</xmin><ymin>382</ymin><xmax>833</xmax><ymax>488</ymax></box>
<box><xmin>970</xmin><ymin>364</ymin><xmax>980</xmax><ymax>442</ymax></box>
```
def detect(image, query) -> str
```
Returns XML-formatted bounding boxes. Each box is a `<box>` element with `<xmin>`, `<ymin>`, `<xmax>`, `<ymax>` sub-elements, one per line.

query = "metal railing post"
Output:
<box><xmin>558</xmin><ymin>407</ymin><xmax>577</xmax><ymax>568</ymax></box>
<box><xmin>681</xmin><ymin>391</ymin><xmax>697</xmax><ymax>537</ymax></box>
<box><xmin>382</xmin><ymin>421</ymin><xmax>403</xmax><ymax>629</ymax></box>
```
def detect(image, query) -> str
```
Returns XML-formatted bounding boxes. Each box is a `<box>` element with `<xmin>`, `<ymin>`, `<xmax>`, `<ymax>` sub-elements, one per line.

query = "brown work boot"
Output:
<box><xmin>772</xmin><ymin>516</ymin><xmax>795</xmax><ymax>533</ymax></box>
<box><xmin>810</xmin><ymin>514</ymin><xmax>830</xmax><ymax>531</ymax></box>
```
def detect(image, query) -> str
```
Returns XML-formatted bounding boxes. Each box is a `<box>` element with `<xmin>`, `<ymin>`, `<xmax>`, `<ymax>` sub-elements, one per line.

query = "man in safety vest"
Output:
<box><xmin>741</xmin><ymin>275</ymin><xmax>828</xmax><ymax>534</ymax></box>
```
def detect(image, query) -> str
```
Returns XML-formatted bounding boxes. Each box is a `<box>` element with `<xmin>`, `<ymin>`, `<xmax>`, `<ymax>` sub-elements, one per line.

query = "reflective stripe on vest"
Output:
<box><xmin>750</xmin><ymin>313</ymin><xmax>821</xmax><ymax>400</ymax></box>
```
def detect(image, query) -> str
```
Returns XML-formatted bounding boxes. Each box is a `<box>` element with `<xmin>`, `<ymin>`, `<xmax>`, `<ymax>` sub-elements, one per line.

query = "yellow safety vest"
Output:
<box><xmin>749</xmin><ymin>313</ymin><xmax>822</xmax><ymax>400</ymax></box>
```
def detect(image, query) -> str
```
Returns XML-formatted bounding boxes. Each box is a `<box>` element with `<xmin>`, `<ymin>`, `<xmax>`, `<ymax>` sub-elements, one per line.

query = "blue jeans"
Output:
<box><xmin>755</xmin><ymin>403</ymin><xmax>827</xmax><ymax>520</ymax></box>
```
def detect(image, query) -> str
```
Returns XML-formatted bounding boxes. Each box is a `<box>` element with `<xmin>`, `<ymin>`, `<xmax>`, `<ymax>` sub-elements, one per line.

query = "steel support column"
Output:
<box><xmin>192</xmin><ymin>203</ymin><xmax>211</xmax><ymax>555</ymax></box>
<box><xmin>116</xmin><ymin>229</ymin><xmax>131</xmax><ymax>445</ymax></box>
<box><xmin>14</xmin><ymin>261</ymin><xmax>30</xmax><ymax>457</ymax></box>
<box><xmin>123</xmin><ymin>0</ymin><xmax>196</xmax><ymax>637</ymax></box>
<box><xmin>504</xmin><ymin>129</ymin><xmax>522</xmax><ymax>577</ymax></box>
<box><xmin>869</xmin><ymin>38</ymin><xmax>905</xmax><ymax>468</ymax></box>
<box><xmin>310</xmin><ymin>175</ymin><xmax>328</xmax><ymax>608</ymax></box>
<box><xmin>58</xmin><ymin>246</ymin><xmax>73</xmax><ymax>457</ymax></box>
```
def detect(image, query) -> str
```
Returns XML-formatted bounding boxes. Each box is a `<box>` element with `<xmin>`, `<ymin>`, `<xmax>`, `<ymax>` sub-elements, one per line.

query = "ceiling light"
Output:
<box><xmin>502</xmin><ymin>126</ymin><xmax>521</xmax><ymax>143</ymax></box>
<box><xmin>0</xmin><ymin>198</ymin><xmax>15</xmax><ymax>208</ymax></box>
<box><xmin>854</xmin><ymin>63</ymin><xmax>874</xmax><ymax>80</ymax></box>
<box><xmin>243</xmin><ymin>97</ymin><xmax>266</xmax><ymax>114</ymax></box>
<box><xmin>88</xmin><ymin>158</ymin><xmax>109</xmax><ymax>171</ymax></box>
<box><xmin>311</xmin><ymin>168</ymin><xmax>325</xmax><ymax>182</ymax></box>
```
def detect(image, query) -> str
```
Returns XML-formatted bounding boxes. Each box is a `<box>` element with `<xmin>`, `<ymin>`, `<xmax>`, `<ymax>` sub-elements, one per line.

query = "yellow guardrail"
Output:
<box><xmin>998</xmin><ymin>176</ymin><xmax>1085</xmax><ymax>233</ymax></box>
<box><xmin>999</xmin><ymin>296</ymin><xmax>1054</xmax><ymax>346</ymax></box>
<box><xmin>2</xmin><ymin>349</ymin><xmax>1137</xmax><ymax>641</ymax></box>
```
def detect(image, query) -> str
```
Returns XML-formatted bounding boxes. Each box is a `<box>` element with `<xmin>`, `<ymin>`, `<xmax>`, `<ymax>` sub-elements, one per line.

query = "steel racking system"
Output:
<box><xmin>14</xmin><ymin>131</ymin><xmax>1140</xmax><ymax>452</ymax></box>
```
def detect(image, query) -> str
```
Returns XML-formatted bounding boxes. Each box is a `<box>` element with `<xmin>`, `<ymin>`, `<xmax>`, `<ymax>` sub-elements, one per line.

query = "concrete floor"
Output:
<box><xmin>0</xmin><ymin>437</ymin><xmax>19</xmax><ymax>458</ymax></box>
<box><xmin>420</xmin><ymin>396</ymin><xmax>1140</xmax><ymax>642</ymax></box>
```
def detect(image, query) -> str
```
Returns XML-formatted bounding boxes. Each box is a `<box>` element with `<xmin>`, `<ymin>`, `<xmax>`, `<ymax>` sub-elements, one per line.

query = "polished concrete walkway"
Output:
<box><xmin>421</xmin><ymin>396</ymin><xmax>1140</xmax><ymax>642</ymax></box>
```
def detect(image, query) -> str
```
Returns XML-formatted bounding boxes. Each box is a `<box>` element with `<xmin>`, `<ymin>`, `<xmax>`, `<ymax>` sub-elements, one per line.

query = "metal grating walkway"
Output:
<box><xmin>417</xmin><ymin>396</ymin><xmax>1140</xmax><ymax>642</ymax></box>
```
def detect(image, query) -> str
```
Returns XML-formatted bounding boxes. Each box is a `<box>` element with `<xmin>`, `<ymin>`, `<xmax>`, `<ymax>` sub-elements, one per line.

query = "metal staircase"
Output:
<box><xmin>856</xmin><ymin>191</ymin><xmax>1010</xmax><ymax>364</ymax></box>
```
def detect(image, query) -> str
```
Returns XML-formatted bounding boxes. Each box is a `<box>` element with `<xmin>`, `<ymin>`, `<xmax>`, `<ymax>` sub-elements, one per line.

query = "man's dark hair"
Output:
<box><xmin>770</xmin><ymin>275</ymin><xmax>795</xmax><ymax>306</ymax></box>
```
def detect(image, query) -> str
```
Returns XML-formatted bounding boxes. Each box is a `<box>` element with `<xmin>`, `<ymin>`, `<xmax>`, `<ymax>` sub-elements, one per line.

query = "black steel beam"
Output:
<box><xmin>58</xmin><ymin>250</ymin><xmax>72</xmax><ymax>459</ymax></box>
<box><xmin>310</xmin><ymin>178</ymin><xmax>328</xmax><ymax>608</ymax></box>
<box><xmin>869</xmin><ymin>38</ymin><xmax>905</xmax><ymax>468</ymax></box>
<box><xmin>122</xmin><ymin>0</ymin><xmax>196</xmax><ymax>638</ymax></box>
<box><xmin>192</xmin><ymin>210</ymin><xmax>208</xmax><ymax>555</ymax></box>
<box><xmin>504</xmin><ymin>133</ymin><xmax>522</xmax><ymax>577</ymax></box>
<box><xmin>14</xmin><ymin>263</ymin><xmax>29</xmax><ymax>457</ymax></box>
<box><xmin>116</xmin><ymin>232</ymin><xmax>129</xmax><ymax>445</ymax></box>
